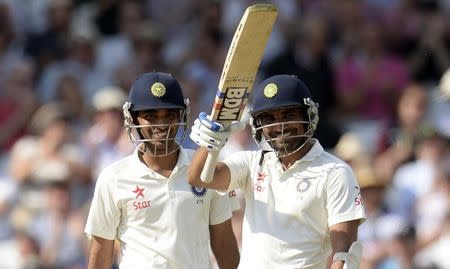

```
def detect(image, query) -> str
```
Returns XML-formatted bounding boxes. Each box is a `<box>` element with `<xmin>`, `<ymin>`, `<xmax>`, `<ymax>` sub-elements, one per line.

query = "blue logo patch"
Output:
<box><xmin>191</xmin><ymin>186</ymin><xmax>207</xmax><ymax>198</ymax></box>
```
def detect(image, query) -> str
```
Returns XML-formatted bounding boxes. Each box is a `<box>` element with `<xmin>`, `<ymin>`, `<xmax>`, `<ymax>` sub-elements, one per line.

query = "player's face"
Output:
<box><xmin>257</xmin><ymin>107</ymin><xmax>307</xmax><ymax>154</ymax></box>
<box><xmin>136</xmin><ymin>109</ymin><xmax>181</xmax><ymax>153</ymax></box>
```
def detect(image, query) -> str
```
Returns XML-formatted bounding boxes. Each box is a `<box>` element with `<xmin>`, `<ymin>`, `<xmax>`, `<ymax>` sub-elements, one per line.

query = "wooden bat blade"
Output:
<box><xmin>212</xmin><ymin>4</ymin><xmax>278</xmax><ymax>127</ymax></box>
<box><xmin>201</xmin><ymin>4</ymin><xmax>277</xmax><ymax>183</ymax></box>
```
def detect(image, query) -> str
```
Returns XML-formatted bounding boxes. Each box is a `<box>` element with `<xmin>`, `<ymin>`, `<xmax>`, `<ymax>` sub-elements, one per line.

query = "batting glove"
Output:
<box><xmin>190</xmin><ymin>112</ymin><xmax>245</xmax><ymax>151</ymax></box>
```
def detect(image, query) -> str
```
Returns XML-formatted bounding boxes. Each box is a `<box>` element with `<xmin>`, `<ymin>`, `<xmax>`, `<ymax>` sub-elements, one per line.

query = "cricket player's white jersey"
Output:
<box><xmin>223</xmin><ymin>139</ymin><xmax>366</xmax><ymax>269</ymax></box>
<box><xmin>85</xmin><ymin>147</ymin><xmax>234</xmax><ymax>269</ymax></box>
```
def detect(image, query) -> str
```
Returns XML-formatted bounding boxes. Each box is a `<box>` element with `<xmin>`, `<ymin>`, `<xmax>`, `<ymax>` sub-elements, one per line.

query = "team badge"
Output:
<box><xmin>150</xmin><ymin>82</ymin><xmax>166</xmax><ymax>97</ymax></box>
<box><xmin>263</xmin><ymin>83</ymin><xmax>278</xmax><ymax>98</ymax></box>
<box><xmin>191</xmin><ymin>186</ymin><xmax>207</xmax><ymax>198</ymax></box>
<box><xmin>296</xmin><ymin>178</ymin><xmax>311</xmax><ymax>193</ymax></box>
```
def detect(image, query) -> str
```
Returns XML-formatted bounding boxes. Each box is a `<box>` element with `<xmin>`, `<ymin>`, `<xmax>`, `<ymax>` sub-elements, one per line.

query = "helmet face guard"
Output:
<box><xmin>249</xmin><ymin>75</ymin><xmax>319</xmax><ymax>157</ymax></box>
<box><xmin>251</xmin><ymin>98</ymin><xmax>319</xmax><ymax>158</ymax></box>
<box><xmin>123</xmin><ymin>101</ymin><xmax>190</xmax><ymax>156</ymax></box>
<box><xmin>123</xmin><ymin>72</ymin><xmax>190</xmax><ymax>156</ymax></box>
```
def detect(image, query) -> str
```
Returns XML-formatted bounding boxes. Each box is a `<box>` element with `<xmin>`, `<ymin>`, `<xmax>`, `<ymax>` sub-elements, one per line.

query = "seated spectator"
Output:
<box><xmin>333</xmin><ymin>131</ymin><xmax>370</xmax><ymax>168</ymax></box>
<box><xmin>28</xmin><ymin>179</ymin><xmax>87</xmax><ymax>269</ymax></box>
<box><xmin>0</xmin><ymin>60</ymin><xmax>38</xmax><ymax>152</ymax></box>
<box><xmin>374</xmin><ymin>83</ymin><xmax>429</xmax><ymax>184</ymax></box>
<box><xmin>83</xmin><ymin>86</ymin><xmax>132</xmax><ymax>179</ymax></box>
<box><xmin>355</xmin><ymin>164</ymin><xmax>412</xmax><ymax>269</ymax></box>
<box><xmin>429</xmin><ymin>68</ymin><xmax>450</xmax><ymax>139</ymax></box>
<box><xmin>335</xmin><ymin>20</ymin><xmax>409</xmax><ymax>123</ymax></box>
<box><xmin>0</xmin><ymin>231</ymin><xmax>43</xmax><ymax>269</ymax></box>
<box><xmin>9</xmin><ymin>102</ymin><xmax>91</xmax><ymax>214</ymax></box>
<box><xmin>385</xmin><ymin>128</ymin><xmax>448</xmax><ymax>224</ymax></box>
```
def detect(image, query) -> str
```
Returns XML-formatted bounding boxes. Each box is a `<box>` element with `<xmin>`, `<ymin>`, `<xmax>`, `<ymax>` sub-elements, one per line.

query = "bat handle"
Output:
<box><xmin>200</xmin><ymin>150</ymin><xmax>220</xmax><ymax>183</ymax></box>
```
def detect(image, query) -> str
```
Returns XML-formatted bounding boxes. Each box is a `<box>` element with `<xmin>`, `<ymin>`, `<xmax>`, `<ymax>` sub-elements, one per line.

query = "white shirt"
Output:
<box><xmin>223</xmin><ymin>139</ymin><xmax>366</xmax><ymax>269</ymax></box>
<box><xmin>85</xmin><ymin>147</ymin><xmax>235</xmax><ymax>269</ymax></box>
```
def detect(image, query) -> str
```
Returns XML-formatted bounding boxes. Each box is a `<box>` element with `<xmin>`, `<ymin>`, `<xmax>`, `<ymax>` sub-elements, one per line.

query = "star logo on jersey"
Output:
<box><xmin>257</xmin><ymin>172</ymin><xmax>267</xmax><ymax>182</ymax></box>
<box><xmin>133</xmin><ymin>185</ymin><xmax>145</xmax><ymax>199</ymax></box>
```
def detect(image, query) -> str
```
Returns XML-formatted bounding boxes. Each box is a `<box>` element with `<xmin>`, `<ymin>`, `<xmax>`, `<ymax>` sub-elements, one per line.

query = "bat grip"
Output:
<box><xmin>200</xmin><ymin>150</ymin><xmax>220</xmax><ymax>183</ymax></box>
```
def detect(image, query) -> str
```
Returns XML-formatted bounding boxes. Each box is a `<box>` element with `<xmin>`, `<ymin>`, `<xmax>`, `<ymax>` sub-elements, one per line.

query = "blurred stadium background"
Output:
<box><xmin>0</xmin><ymin>0</ymin><xmax>449</xmax><ymax>268</ymax></box>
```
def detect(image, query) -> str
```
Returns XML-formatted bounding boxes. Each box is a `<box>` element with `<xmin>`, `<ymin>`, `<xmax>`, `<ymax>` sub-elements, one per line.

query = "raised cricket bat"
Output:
<box><xmin>201</xmin><ymin>4</ymin><xmax>278</xmax><ymax>183</ymax></box>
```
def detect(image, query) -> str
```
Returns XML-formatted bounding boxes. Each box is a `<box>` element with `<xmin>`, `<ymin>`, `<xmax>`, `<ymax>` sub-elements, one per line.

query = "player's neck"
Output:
<box><xmin>139</xmin><ymin>150</ymin><xmax>180</xmax><ymax>178</ymax></box>
<box><xmin>279</xmin><ymin>139</ymin><xmax>314</xmax><ymax>170</ymax></box>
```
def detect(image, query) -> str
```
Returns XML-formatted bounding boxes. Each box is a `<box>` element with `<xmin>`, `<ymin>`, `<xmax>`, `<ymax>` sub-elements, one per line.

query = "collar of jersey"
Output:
<box><xmin>297</xmin><ymin>138</ymin><xmax>323</xmax><ymax>162</ymax></box>
<box><xmin>129</xmin><ymin>146</ymin><xmax>190</xmax><ymax>178</ymax></box>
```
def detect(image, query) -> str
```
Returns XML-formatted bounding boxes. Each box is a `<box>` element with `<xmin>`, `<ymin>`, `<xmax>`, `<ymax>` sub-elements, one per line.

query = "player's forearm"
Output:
<box><xmin>87</xmin><ymin>255</ymin><xmax>113</xmax><ymax>269</ymax></box>
<box><xmin>187</xmin><ymin>147</ymin><xmax>210</xmax><ymax>187</ymax></box>
<box><xmin>87</xmin><ymin>236</ymin><xmax>115</xmax><ymax>269</ymax></box>
<box><xmin>188</xmin><ymin>148</ymin><xmax>232</xmax><ymax>190</ymax></box>
<box><xmin>210</xmin><ymin>220</ymin><xmax>240</xmax><ymax>269</ymax></box>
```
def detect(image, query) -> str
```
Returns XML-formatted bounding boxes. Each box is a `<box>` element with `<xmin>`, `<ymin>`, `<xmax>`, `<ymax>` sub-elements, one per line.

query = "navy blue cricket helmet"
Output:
<box><xmin>123</xmin><ymin>72</ymin><xmax>190</xmax><ymax>156</ymax></box>
<box><xmin>249</xmin><ymin>75</ymin><xmax>319</xmax><ymax>156</ymax></box>
<box><xmin>128</xmin><ymin>72</ymin><xmax>186</xmax><ymax>111</ymax></box>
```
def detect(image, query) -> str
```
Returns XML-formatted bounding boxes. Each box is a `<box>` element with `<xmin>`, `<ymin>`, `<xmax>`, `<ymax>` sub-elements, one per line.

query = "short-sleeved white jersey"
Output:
<box><xmin>85</xmin><ymin>147</ymin><xmax>235</xmax><ymax>269</ymax></box>
<box><xmin>223</xmin><ymin>139</ymin><xmax>366</xmax><ymax>269</ymax></box>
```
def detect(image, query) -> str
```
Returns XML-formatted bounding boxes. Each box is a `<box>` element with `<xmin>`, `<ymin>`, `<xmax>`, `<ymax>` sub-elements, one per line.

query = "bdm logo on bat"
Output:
<box><xmin>217</xmin><ymin>87</ymin><xmax>247</xmax><ymax>120</ymax></box>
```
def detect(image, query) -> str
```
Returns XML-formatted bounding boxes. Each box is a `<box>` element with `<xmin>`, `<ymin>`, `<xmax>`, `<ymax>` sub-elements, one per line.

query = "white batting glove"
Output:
<box><xmin>190</xmin><ymin>112</ymin><xmax>245</xmax><ymax>151</ymax></box>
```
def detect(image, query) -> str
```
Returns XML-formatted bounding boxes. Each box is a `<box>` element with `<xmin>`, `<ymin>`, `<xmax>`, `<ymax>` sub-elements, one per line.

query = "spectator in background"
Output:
<box><xmin>335</xmin><ymin>20</ymin><xmax>410</xmax><ymax>123</ymax></box>
<box><xmin>0</xmin><ymin>175</ymin><xmax>17</xmax><ymax>241</ymax></box>
<box><xmin>0</xmin><ymin>59</ymin><xmax>38</xmax><ymax>153</ymax></box>
<box><xmin>261</xmin><ymin>15</ymin><xmax>340</xmax><ymax>149</ymax></box>
<box><xmin>415</xmin><ymin>210</ymin><xmax>450</xmax><ymax>268</ymax></box>
<box><xmin>38</xmin><ymin>25</ymin><xmax>109</xmax><ymax>103</ymax></box>
<box><xmin>408</xmin><ymin>2</ymin><xmax>449</xmax><ymax>83</ymax></box>
<box><xmin>374</xmin><ymin>83</ymin><xmax>429</xmax><ymax>184</ymax></box>
<box><xmin>9</xmin><ymin>103</ymin><xmax>91</xmax><ymax>215</ymax></box>
<box><xmin>53</xmin><ymin>74</ymin><xmax>90</xmax><ymax>136</ymax></box>
<box><xmin>97</xmin><ymin>0</ymin><xmax>145</xmax><ymax>84</ymax></box>
<box><xmin>28</xmin><ymin>179</ymin><xmax>87</xmax><ymax>269</ymax></box>
<box><xmin>0</xmin><ymin>231</ymin><xmax>43</xmax><ymax>269</ymax></box>
<box><xmin>113</xmin><ymin>20</ymin><xmax>165</xmax><ymax>91</ymax></box>
<box><xmin>334</xmin><ymin>131</ymin><xmax>370</xmax><ymax>168</ymax></box>
<box><xmin>355</xmin><ymin>164</ymin><xmax>402</xmax><ymax>269</ymax></box>
<box><xmin>182</xmin><ymin>26</ymin><xmax>225</xmax><ymax>115</ymax></box>
<box><xmin>84</xmin><ymin>86</ymin><xmax>133</xmax><ymax>179</ymax></box>
<box><xmin>385</xmin><ymin>128</ymin><xmax>448</xmax><ymax>225</ymax></box>
<box><xmin>0</xmin><ymin>2</ymin><xmax>22</xmax><ymax>87</ymax></box>
<box><xmin>429</xmin><ymin>68</ymin><xmax>450</xmax><ymax>139</ymax></box>
<box><xmin>23</xmin><ymin>0</ymin><xmax>73</xmax><ymax>79</ymax></box>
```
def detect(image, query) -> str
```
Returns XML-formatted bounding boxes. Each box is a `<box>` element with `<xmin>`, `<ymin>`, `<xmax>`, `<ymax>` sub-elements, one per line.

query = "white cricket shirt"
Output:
<box><xmin>85</xmin><ymin>147</ymin><xmax>234</xmax><ymax>269</ymax></box>
<box><xmin>223</xmin><ymin>139</ymin><xmax>366</xmax><ymax>269</ymax></box>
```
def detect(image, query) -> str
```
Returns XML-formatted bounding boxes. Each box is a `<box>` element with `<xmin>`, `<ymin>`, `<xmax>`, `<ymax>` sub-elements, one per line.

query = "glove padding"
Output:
<box><xmin>190</xmin><ymin>112</ymin><xmax>245</xmax><ymax>151</ymax></box>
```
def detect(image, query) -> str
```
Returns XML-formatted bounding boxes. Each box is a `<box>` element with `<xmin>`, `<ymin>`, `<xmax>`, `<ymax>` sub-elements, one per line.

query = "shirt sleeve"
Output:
<box><xmin>209</xmin><ymin>191</ymin><xmax>233</xmax><ymax>226</ymax></box>
<box><xmin>326</xmin><ymin>164</ymin><xmax>366</xmax><ymax>227</ymax></box>
<box><xmin>84</xmin><ymin>169</ymin><xmax>121</xmax><ymax>240</ymax></box>
<box><xmin>222</xmin><ymin>151</ymin><xmax>253</xmax><ymax>192</ymax></box>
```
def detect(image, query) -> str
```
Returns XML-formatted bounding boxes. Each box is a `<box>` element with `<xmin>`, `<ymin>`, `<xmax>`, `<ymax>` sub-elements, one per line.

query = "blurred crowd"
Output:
<box><xmin>0</xmin><ymin>0</ymin><xmax>449</xmax><ymax>268</ymax></box>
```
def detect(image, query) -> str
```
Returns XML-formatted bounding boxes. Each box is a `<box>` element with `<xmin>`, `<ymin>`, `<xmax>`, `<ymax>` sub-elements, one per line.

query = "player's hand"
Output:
<box><xmin>190</xmin><ymin>112</ymin><xmax>245</xmax><ymax>151</ymax></box>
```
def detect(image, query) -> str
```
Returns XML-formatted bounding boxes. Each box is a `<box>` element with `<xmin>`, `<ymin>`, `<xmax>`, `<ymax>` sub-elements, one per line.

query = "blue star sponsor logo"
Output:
<box><xmin>191</xmin><ymin>186</ymin><xmax>207</xmax><ymax>198</ymax></box>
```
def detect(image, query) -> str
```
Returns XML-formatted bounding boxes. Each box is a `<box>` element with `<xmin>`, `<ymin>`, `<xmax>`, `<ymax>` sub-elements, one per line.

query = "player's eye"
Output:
<box><xmin>284</xmin><ymin>113</ymin><xmax>297</xmax><ymax>120</ymax></box>
<box><xmin>140</xmin><ymin>112</ymin><xmax>157</xmax><ymax>121</ymax></box>
<box><xmin>260</xmin><ymin>116</ymin><xmax>275</xmax><ymax>125</ymax></box>
<box><xmin>166</xmin><ymin>112</ymin><xmax>179</xmax><ymax>121</ymax></box>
